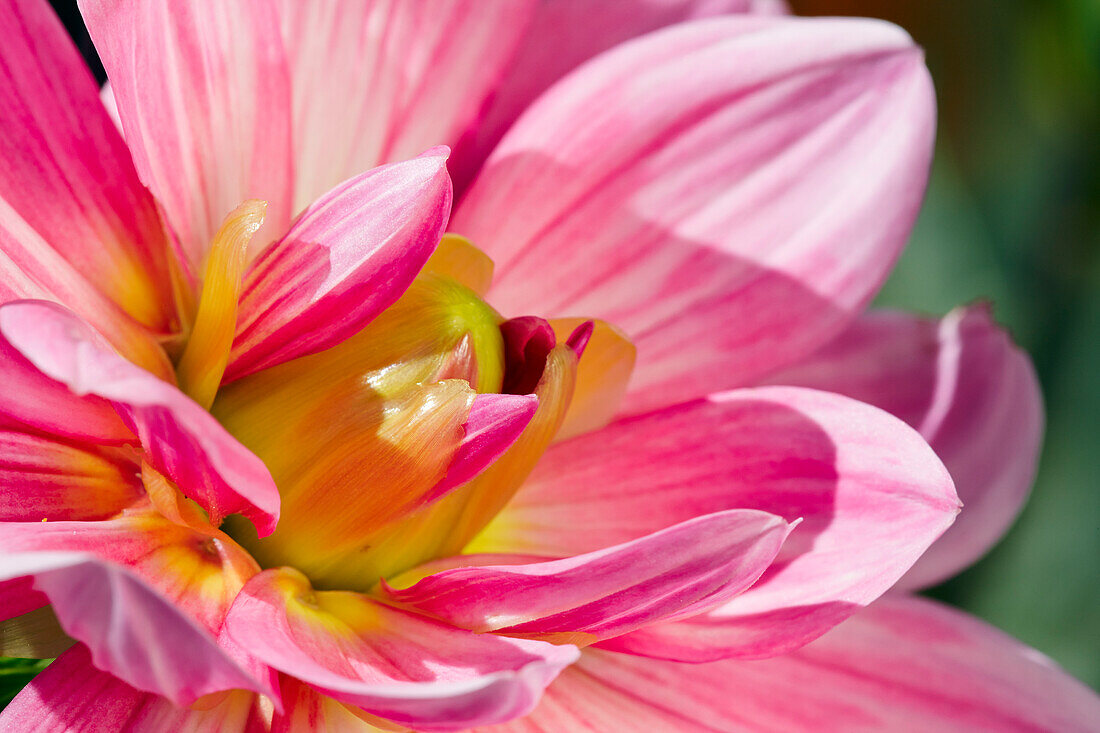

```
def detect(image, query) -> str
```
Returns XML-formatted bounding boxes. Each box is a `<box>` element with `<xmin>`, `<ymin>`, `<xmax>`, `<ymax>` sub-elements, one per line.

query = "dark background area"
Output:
<box><xmin>14</xmin><ymin>0</ymin><xmax>1098</xmax><ymax>695</ymax></box>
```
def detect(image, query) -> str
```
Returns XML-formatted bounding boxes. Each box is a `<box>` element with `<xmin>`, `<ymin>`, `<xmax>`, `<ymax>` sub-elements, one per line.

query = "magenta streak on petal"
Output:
<box><xmin>500</xmin><ymin>316</ymin><xmax>556</xmax><ymax>395</ymax></box>
<box><xmin>565</xmin><ymin>320</ymin><xmax>595</xmax><ymax>358</ymax></box>
<box><xmin>384</xmin><ymin>509</ymin><xmax>789</xmax><ymax>641</ymax></box>
<box><xmin>226</xmin><ymin>148</ymin><xmax>453</xmax><ymax>380</ymax></box>
<box><xmin>422</xmin><ymin>394</ymin><xmax>539</xmax><ymax>507</ymax></box>
<box><xmin>0</xmin><ymin>301</ymin><xmax>280</xmax><ymax>536</ymax></box>
<box><xmin>0</xmin><ymin>551</ymin><xmax>275</xmax><ymax>708</ymax></box>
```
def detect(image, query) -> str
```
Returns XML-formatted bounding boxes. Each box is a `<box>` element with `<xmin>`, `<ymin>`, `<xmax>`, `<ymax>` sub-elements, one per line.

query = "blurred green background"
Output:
<box><xmin>793</xmin><ymin>0</ymin><xmax>1100</xmax><ymax>688</ymax></box>
<box><xmin>3</xmin><ymin>0</ymin><xmax>1095</xmax><ymax>706</ymax></box>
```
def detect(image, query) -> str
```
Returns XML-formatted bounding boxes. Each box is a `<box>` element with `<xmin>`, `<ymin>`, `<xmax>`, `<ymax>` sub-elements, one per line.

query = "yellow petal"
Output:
<box><xmin>226</xmin><ymin>380</ymin><xmax>475</xmax><ymax>592</ymax></box>
<box><xmin>176</xmin><ymin>200</ymin><xmax>266</xmax><ymax>409</ymax></box>
<box><xmin>550</xmin><ymin>318</ymin><xmax>636</xmax><ymax>441</ymax></box>
<box><xmin>422</xmin><ymin>233</ymin><xmax>494</xmax><ymax>295</ymax></box>
<box><xmin>360</xmin><ymin>344</ymin><xmax>579</xmax><ymax>580</ymax></box>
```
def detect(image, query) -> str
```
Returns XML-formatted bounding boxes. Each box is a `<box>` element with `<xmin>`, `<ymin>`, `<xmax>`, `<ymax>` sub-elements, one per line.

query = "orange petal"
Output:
<box><xmin>551</xmin><ymin>318</ymin><xmax>636</xmax><ymax>441</ymax></box>
<box><xmin>423</xmin><ymin>233</ymin><xmax>494</xmax><ymax>295</ymax></box>
<box><xmin>176</xmin><ymin>200</ymin><xmax>266</xmax><ymax>409</ymax></box>
<box><xmin>361</xmin><ymin>344</ymin><xmax>579</xmax><ymax>580</ymax></box>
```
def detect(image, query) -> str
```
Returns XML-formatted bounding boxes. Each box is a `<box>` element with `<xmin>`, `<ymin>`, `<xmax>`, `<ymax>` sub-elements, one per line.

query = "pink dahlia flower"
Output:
<box><xmin>0</xmin><ymin>0</ymin><xmax>1096</xmax><ymax>730</ymax></box>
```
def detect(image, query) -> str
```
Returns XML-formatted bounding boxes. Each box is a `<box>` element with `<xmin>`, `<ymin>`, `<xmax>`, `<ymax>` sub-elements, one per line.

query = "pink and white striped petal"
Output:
<box><xmin>473</xmin><ymin>387</ymin><xmax>958</xmax><ymax>659</ymax></box>
<box><xmin>761</xmin><ymin>306</ymin><xmax>1043</xmax><ymax>590</ymax></box>
<box><xmin>0</xmin><ymin>0</ymin><xmax>174</xmax><ymax>333</ymax></box>
<box><xmin>450</xmin><ymin>0</ymin><xmax>787</xmax><ymax>192</ymax></box>
<box><xmin>274</xmin><ymin>0</ymin><xmax>537</xmax><ymax>210</ymax></box>
<box><xmin>79</xmin><ymin>0</ymin><xmax>293</xmax><ymax>272</ymax></box>
<box><xmin>0</xmin><ymin>644</ymin><xmax>269</xmax><ymax>732</ymax></box>
<box><xmin>385</xmin><ymin>510</ymin><xmax>788</xmax><ymax>643</ymax></box>
<box><xmin>482</xmin><ymin>597</ymin><xmax>1100</xmax><ymax>732</ymax></box>
<box><xmin>453</xmin><ymin>16</ymin><xmax>935</xmax><ymax>417</ymax></box>
<box><xmin>225</xmin><ymin>567</ymin><xmax>579</xmax><ymax>731</ymax></box>
<box><xmin>0</xmin><ymin>428</ymin><xmax>141</xmax><ymax>521</ymax></box>
<box><xmin>227</xmin><ymin>150</ymin><xmax>453</xmax><ymax>380</ymax></box>
<box><xmin>425</xmin><ymin>393</ymin><xmax>539</xmax><ymax>506</ymax></box>
<box><xmin>0</xmin><ymin>552</ymin><xmax>273</xmax><ymax>706</ymax></box>
<box><xmin>0</xmin><ymin>301</ymin><xmax>280</xmax><ymax>535</ymax></box>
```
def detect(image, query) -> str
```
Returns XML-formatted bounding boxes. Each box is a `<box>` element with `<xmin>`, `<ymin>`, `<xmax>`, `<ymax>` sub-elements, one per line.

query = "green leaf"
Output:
<box><xmin>0</xmin><ymin>657</ymin><xmax>51</xmax><ymax>709</ymax></box>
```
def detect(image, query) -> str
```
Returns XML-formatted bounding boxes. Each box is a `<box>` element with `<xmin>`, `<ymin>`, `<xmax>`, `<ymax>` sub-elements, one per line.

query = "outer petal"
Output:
<box><xmin>385</xmin><ymin>510</ymin><xmax>788</xmax><ymax>644</ymax></box>
<box><xmin>0</xmin><ymin>552</ymin><xmax>272</xmax><ymax>706</ymax></box>
<box><xmin>452</xmin><ymin>17</ymin><xmax>936</xmax><ymax>416</ymax></box>
<box><xmin>0</xmin><ymin>644</ymin><xmax>268</xmax><ymax>733</ymax></box>
<box><xmin>227</xmin><ymin>150</ymin><xmax>453</xmax><ymax>380</ymax></box>
<box><xmin>482</xmin><ymin>597</ymin><xmax>1100</xmax><ymax>733</ymax></box>
<box><xmin>472</xmin><ymin>387</ymin><xmax>958</xmax><ymax>659</ymax></box>
<box><xmin>225</xmin><ymin>568</ymin><xmax>579</xmax><ymax>731</ymax></box>
<box><xmin>450</xmin><ymin>0</ymin><xmax>787</xmax><ymax>192</ymax></box>
<box><xmin>761</xmin><ymin>306</ymin><xmax>1043</xmax><ymax>590</ymax></box>
<box><xmin>0</xmin><ymin>428</ymin><xmax>141</xmax><ymax>521</ymax></box>
<box><xmin>0</xmin><ymin>301</ymin><xmax>280</xmax><ymax>535</ymax></box>
<box><xmin>79</xmin><ymin>0</ymin><xmax>293</xmax><ymax>270</ymax></box>
<box><xmin>274</xmin><ymin>0</ymin><xmax>537</xmax><ymax>210</ymax></box>
<box><xmin>0</xmin><ymin>0</ymin><xmax>174</xmax><ymax>332</ymax></box>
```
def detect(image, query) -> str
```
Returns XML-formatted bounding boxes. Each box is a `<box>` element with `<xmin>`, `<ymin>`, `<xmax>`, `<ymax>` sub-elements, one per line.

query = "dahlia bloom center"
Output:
<box><xmin>167</xmin><ymin>213</ymin><xmax>619</xmax><ymax>594</ymax></box>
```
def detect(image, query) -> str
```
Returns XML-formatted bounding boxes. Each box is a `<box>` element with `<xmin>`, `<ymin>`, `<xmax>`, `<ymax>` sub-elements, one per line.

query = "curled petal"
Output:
<box><xmin>762</xmin><ymin>306</ymin><xmax>1044</xmax><ymax>590</ymax></box>
<box><xmin>0</xmin><ymin>552</ymin><xmax>273</xmax><ymax>706</ymax></box>
<box><xmin>385</xmin><ymin>510</ymin><xmax>789</xmax><ymax>644</ymax></box>
<box><xmin>489</xmin><ymin>598</ymin><xmax>1100</xmax><ymax>733</ymax></box>
<box><xmin>473</xmin><ymin>387</ymin><xmax>958</xmax><ymax>659</ymax></box>
<box><xmin>226</xmin><ymin>567</ymin><xmax>579</xmax><ymax>731</ymax></box>
<box><xmin>454</xmin><ymin>16</ymin><xmax>936</xmax><ymax>415</ymax></box>
<box><xmin>228</xmin><ymin>150</ymin><xmax>453</xmax><ymax>380</ymax></box>
<box><xmin>0</xmin><ymin>301</ymin><xmax>280</xmax><ymax>535</ymax></box>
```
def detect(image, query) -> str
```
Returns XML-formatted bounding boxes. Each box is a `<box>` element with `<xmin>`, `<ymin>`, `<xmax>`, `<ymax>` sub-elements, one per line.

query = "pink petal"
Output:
<box><xmin>79</xmin><ymin>0</ymin><xmax>293</xmax><ymax>271</ymax></box>
<box><xmin>761</xmin><ymin>306</ymin><xmax>1044</xmax><ymax>590</ymax></box>
<box><xmin>274</xmin><ymin>0</ymin><xmax>538</xmax><ymax>210</ymax></box>
<box><xmin>385</xmin><ymin>510</ymin><xmax>788</xmax><ymax>643</ymax></box>
<box><xmin>0</xmin><ymin>428</ymin><xmax>142</xmax><ymax>521</ymax></box>
<box><xmin>0</xmin><ymin>512</ymin><xmax>259</xmax><ymax>634</ymax></box>
<box><xmin>226</xmin><ymin>150</ymin><xmax>453</xmax><ymax>380</ymax></box>
<box><xmin>0</xmin><ymin>644</ymin><xmax>269</xmax><ymax>732</ymax></box>
<box><xmin>0</xmin><ymin>552</ymin><xmax>273</xmax><ymax>706</ymax></box>
<box><xmin>0</xmin><ymin>301</ymin><xmax>280</xmax><ymax>535</ymax></box>
<box><xmin>450</xmin><ymin>0</ymin><xmax>787</xmax><ymax>192</ymax></box>
<box><xmin>0</xmin><ymin>336</ymin><xmax>129</xmax><ymax>443</ymax></box>
<box><xmin>474</xmin><ymin>387</ymin><xmax>958</xmax><ymax>659</ymax></box>
<box><xmin>0</xmin><ymin>0</ymin><xmax>175</xmax><ymax>355</ymax></box>
<box><xmin>452</xmin><ymin>16</ymin><xmax>936</xmax><ymax>416</ymax></box>
<box><xmin>424</xmin><ymin>393</ymin><xmax>540</xmax><ymax>506</ymax></box>
<box><xmin>486</xmin><ymin>598</ymin><xmax>1100</xmax><ymax>732</ymax></box>
<box><xmin>225</xmin><ymin>567</ymin><xmax>579</xmax><ymax>731</ymax></box>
